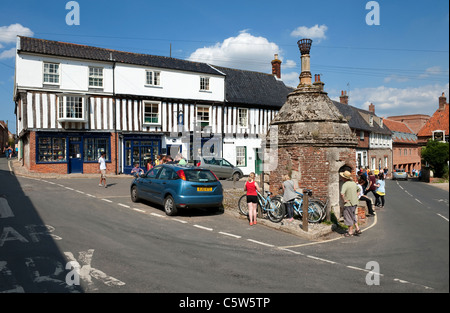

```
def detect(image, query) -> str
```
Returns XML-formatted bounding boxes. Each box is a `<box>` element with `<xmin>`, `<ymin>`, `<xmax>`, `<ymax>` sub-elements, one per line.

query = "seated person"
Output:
<box><xmin>131</xmin><ymin>163</ymin><xmax>144</xmax><ymax>176</ymax></box>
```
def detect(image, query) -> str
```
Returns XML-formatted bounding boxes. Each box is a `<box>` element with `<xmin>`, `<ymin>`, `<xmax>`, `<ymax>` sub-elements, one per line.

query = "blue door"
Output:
<box><xmin>68</xmin><ymin>139</ymin><xmax>83</xmax><ymax>174</ymax></box>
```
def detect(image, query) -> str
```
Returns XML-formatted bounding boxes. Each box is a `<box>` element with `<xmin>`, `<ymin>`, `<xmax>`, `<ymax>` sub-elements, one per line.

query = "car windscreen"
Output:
<box><xmin>184</xmin><ymin>169</ymin><xmax>217</xmax><ymax>182</ymax></box>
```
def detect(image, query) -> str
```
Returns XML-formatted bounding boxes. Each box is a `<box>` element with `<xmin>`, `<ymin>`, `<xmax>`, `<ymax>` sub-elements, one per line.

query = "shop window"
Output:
<box><xmin>37</xmin><ymin>137</ymin><xmax>66</xmax><ymax>163</ymax></box>
<box><xmin>84</xmin><ymin>137</ymin><xmax>110</xmax><ymax>161</ymax></box>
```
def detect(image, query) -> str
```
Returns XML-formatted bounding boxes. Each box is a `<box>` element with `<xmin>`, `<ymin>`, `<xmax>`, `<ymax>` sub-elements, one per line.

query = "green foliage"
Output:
<box><xmin>421</xmin><ymin>140</ymin><xmax>449</xmax><ymax>178</ymax></box>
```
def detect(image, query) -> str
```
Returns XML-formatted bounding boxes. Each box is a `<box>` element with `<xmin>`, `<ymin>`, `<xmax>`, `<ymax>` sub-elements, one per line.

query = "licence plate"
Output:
<box><xmin>197</xmin><ymin>187</ymin><xmax>213</xmax><ymax>192</ymax></box>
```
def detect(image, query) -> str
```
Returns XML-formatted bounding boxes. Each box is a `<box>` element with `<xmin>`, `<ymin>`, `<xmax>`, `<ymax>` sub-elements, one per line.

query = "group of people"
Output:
<box><xmin>341</xmin><ymin>169</ymin><xmax>386</xmax><ymax>237</ymax></box>
<box><xmin>3</xmin><ymin>145</ymin><xmax>15</xmax><ymax>159</ymax></box>
<box><xmin>130</xmin><ymin>153</ymin><xmax>188</xmax><ymax>176</ymax></box>
<box><xmin>244</xmin><ymin>169</ymin><xmax>386</xmax><ymax>237</ymax></box>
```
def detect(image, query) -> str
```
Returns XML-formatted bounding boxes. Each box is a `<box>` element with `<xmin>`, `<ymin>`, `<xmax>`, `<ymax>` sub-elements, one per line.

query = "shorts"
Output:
<box><xmin>343</xmin><ymin>205</ymin><xmax>357</xmax><ymax>226</ymax></box>
<box><xmin>247</xmin><ymin>195</ymin><xmax>258</xmax><ymax>203</ymax></box>
<box><xmin>100</xmin><ymin>169</ymin><xmax>106</xmax><ymax>178</ymax></box>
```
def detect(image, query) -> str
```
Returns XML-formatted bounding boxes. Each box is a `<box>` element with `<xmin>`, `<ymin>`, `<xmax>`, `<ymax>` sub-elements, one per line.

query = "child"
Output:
<box><xmin>131</xmin><ymin>163</ymin><xmax>144</xmax><ymax>176</ymax></box>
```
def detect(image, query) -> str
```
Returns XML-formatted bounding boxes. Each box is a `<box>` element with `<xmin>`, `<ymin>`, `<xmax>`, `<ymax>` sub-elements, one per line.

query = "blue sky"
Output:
<box><xmin>0</xmin><ymin>0</ymin><xmax>448</xmax><ymax>134</ymax></box>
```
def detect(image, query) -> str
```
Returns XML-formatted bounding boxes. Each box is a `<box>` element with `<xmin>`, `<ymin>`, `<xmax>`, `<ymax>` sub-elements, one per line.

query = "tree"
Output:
<box><xmin>421</xmin><ymin>140</ymin><xmax>449</xmax><ymax>178</ymax></box>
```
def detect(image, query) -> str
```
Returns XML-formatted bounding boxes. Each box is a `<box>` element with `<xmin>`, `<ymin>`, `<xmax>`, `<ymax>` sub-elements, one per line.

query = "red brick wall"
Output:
<box><xmin>269</xmin><ymin>145</ymin><xmax>356</xmax><ymax>203</ymax></box>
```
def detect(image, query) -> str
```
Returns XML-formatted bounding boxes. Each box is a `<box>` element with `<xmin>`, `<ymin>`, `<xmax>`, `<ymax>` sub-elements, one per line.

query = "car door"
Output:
<box><xmin>152</xmin><ymin>167</ymin><xmax>174</xmax><ymax>203</ymax></box>
<box><xmin>139</xmin><ymin>166</ymin><xmax>161</xmax><ymax>201</ymax></box>
<box><xmin>220</xmin><ymin>159</ymin><xmax>234</xmax><ymax>179</ymax></box>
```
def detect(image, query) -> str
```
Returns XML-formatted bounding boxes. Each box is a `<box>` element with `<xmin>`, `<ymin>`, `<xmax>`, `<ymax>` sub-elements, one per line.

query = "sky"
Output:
<box><xmin>0</xmin><ymin>0</ymin><xmax>448</xmax><ymax>134</ymax></box>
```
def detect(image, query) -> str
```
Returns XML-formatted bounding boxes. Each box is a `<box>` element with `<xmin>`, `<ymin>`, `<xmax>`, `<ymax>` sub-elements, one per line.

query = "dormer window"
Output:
<box><xmin>58</xmin><ymin>95</ymin><xmax>87</xmax><ymax>122</ymax></box>
<box><xmin>369</xmin><ymin>115</ymin><xmax>374</xmax><ymax>126</ymax></box>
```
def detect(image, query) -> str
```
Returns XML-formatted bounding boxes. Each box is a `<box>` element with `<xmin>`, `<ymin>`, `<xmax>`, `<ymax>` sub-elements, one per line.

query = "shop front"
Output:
<box><xmin>35</xmin><ymin>132</ymin><xmax>112</xmax><ymax>174</ymax></box>
<box><xmin>122</xmin><ymin>135</ymin><xmax>162</xmax><ymax>174</ymax></box>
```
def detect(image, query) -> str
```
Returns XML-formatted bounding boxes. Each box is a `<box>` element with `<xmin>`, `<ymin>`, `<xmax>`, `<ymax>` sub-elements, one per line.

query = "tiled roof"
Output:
<box><xmin>417</xmin><ymin>104</ymin><xmax>449</xmax><ymax>137</ymax></box>
<box><xmin>212</xmin><ymin>66</ymin><xmax>294</xmax><ymax>108</ymax></box>
<box><xmin>384</xmin><ymin>119</ymin><xmax>418</xmax><ymax>144</ymax></box>
<box><xmin>383</xmin><ymin>118</ymin><xmax>414</xmax><ymax>133</ymax></box>
<box><xmin>18</xmin><ymin>36</ymin><xmax>223</xmax><ymax>76</ymax></box>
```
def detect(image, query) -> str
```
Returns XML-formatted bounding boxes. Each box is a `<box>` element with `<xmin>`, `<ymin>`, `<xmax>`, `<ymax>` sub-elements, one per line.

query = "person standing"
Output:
<box><xmin>282</xmin><ymin>174</ymin><xmax>298</xmax><ymax>222</ymax></box>
<box><xmin>374</xmin><ymin>173</ymin><xmax>386</xmax><ymax>208</ymax></box>
<box><xmin>244</xmin><ymin>172</ymin><xmax>261</xmax><ymax>226</ymax></box>
<box><xmin>340</xmin><ymin>170</ymin><xmax>362</xmax><ymax>237</ymax></box>
<box><xmin>98</xmin><ymin>152</ymin><xmax>107</xmax><ymax>188</ymax></box>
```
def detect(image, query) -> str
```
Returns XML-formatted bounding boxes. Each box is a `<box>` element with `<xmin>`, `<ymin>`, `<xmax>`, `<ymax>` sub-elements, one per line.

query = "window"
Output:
<box><xmin>238</xmin><ymin>108</ymin><xmax>248</xmax><ymax>128</ymax></box>
<box><xmin>360</xmin><ymin>131</ymin><xmax>364</xmax><ymax>140</ymax></box>
<box><xmin>200</xmin><ymin>77</ymin><xmax>210</xmax><ymax>91</ymax></box>
<box><xmin>236</xmin><ymin>146</ymin><xmax>247</xmax><ymax>167</ymax></box>
<box><xmin>369</xmin><ymin>115</ymin><xmax>374</xmax><ymax>126</ymax></box>
<box><xmin>37</xmin><ymin>137</ymin><xmax>66</xmax><ymax>163</ymax></box>
<box><xmin>43</xmin><ymin>62</ymin><xmax>60</xmax><ymax>84</ymax></box>
<box><xmin>84</xmin><ymin>137</ymin><xmax>110</xmax><ymax>162</ymax></box>
<box><xmin>144</xmin><ymin>101</ymin><xmax>160</xmax><ymax>124</ymax></box>
<box><xmin>196</xmin><ymin>106</ymin><xmax>210</xmax><ymax>129</ymax></box>
<box><xmin>89</xmin><ymin>67</ymin><xmax>103</xmax><ymax>88</ymax></box>
<box><xmin>58</xmin><ymin>96</ymin><xmax>85</xmax><ymax>121</ymax></box>
<box><xmin>146</xmin><ymin>70</ymin><xmax>161</xmax><ymax>86</ymax></box>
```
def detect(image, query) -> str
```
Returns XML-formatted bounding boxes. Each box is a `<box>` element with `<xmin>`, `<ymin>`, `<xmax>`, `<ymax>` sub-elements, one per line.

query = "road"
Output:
<box><xmin>0</xmin><ymin>157</ymin><xmax>448</xmax><ymax>297</ymax></box>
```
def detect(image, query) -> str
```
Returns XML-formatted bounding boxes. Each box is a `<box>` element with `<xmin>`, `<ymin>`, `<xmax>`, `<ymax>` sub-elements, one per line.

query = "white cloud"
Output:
<box><xmin>0</xmin><ymin>47</ymin><xmax>16</xmax><ymax>59</ymax></box>
<box><xmin>290</xmin><ymin>24</ymin><xmax>328</xmax><ymax>42</ymax></box>
<box><xmin>0</xmin><ymin>23</ymin><xmax>33</xmax><ymax>44</ymax></box>
<box><xmin>349</xmin><ymin>83</ymin><xmax>450</xmax><ymax>116</ymax></box>
<box><xmin>384</xmin><ymin>66</ymin><xmax>446</xmax><ymax>83</ymax></box>
<box><xmin>280</xmin><ymin>71</ymin><xmax>300</xmax><ymax>88</ymax></box>
<box><xmin>187</xmin><ymin>30</ymin><xmax>281</xmax><ymax>73</ymax></box>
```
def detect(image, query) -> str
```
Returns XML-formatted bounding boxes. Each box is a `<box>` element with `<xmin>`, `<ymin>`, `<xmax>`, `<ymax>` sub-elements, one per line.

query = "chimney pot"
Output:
<box><xmin>339</xmin><ymin>90</ymin><xmax>349</xmax><ymax>105</ymax></box>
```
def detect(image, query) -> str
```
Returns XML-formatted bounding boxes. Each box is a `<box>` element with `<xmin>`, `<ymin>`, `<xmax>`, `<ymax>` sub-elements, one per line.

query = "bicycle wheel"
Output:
<box><xmin>267</xmin><ymin>196</ymin><xmax>285</xmax><ymax>223</ymax></box>
<box><xmin>306</xmin><ymin>201</ymin><xmax>322</xmax><ymax>223</ymax></box>
<box><xmin>238</xmin><ymin>194</ymin><xmax>249</xmax><ymax>216</ymax></box>
<box><xmin>309</xmin><ymin>199</ymin><xmax>327</xmax><ymax>221</ymax></box>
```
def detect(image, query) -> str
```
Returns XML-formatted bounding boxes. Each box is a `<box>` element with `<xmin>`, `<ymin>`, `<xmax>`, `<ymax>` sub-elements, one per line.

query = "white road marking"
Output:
<box><xmin>437</xmin><ymin>214</ymin><xmax>449</xmax><ymax>222</ymax></box>
<box><xmin>415</xmin><ymin>198</ymin><xmax>423</xmax><ymax>204</ymax></box>
<box><xmin>173</xmin><ymin>218</ymin><xmax>188</xmax><ymax>224</ymax></box>
<box><xmin>247</xmin><ymin>239</ymin><xmax>274</xmax><ymax>247</ymax></box>
<box><xmin>193</xmin><ymin>224</ymin><xmax>213</xmax><ymax>231</ymax></box>
<box><xmin>118</xmin><ymin>203</ymin><xmax>130</xmax><ymax>208</ymax></box>
<box><xmin>65</xmin><ymin>187</ymin><xmax>74</xmax><ymax>191</ymax></box>
<box><xmin>133</xmin><ymin>208</ymin><xmax>146</xmax><ymax>213</ymax></box>
<box><xmin>150</xmin><ymin>213</ymin><xmax>165</xmax><ymax>218</ymax></box>
<box><xmin>278</xmin><ymin>248</ymin><xmax>304</xmax><ymax>255</ymax></box>
<box><xmin>101</xmin><ymin>199</ymin><xmax>112</xmax><ymax>203</ymax></box>
<box><xmin>307</xmin><ymin>255</ymin><xmax>337</xmax><ymax>264</ymax></box>
<box><xmin>218</xmin><ymin>232</ymin><xmax>241</xmax><ymax>239</ymax></box>
<box><xmin>75</xmin><ymin>190</ymin><xmax>85</xmax><ymax>194</ymax></box>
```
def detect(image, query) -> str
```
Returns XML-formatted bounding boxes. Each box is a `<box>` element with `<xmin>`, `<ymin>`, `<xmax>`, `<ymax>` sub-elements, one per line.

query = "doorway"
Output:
<box><xmin>68</xmin><ymin>137</ymin><xmax>83</xmax><ymax>173</ymax></box>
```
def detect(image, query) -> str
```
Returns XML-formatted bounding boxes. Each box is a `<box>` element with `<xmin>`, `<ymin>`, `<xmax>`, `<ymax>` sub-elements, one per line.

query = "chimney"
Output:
<box><xmin>271</xmin><ymin>54</ymin><xmax>282</xmax><ymax>79</ymax></box>
<box><xmin>439</xmin><ymin>92</ymin><xmax>447</xmax><ymax>111</ymax></box>
<box><xmin>369</xmin><ymin>103</ymin><xmax>375</xmax><ymax>113</ymax></box>
<box><xmin>313</xmin><ymin>74</ymin><xmax>325</xmax><ymax>91</ymax></box>
<box><xmin>339</xmin><ymin>90</ymin><xmax>349</xmax><ymax>105</ymax></box>
<box><xmin>297</xmin><ymin>38</ymin><xmax>313</xmax><ymax>86</ymax></box>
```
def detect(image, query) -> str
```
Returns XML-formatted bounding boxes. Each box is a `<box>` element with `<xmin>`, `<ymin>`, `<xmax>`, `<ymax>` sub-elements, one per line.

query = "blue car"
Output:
<box><xmin>130</xmin><ymin>164</ymin><xmax>223</xmax><ymax>216</ymax></box>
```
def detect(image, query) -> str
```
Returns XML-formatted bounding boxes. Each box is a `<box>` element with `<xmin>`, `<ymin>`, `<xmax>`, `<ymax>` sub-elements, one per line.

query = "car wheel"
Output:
<box><xmin>164</xmin><ymin>195</ymin><xmax>178</xmax><ymax>216</ymax></box>
<box><xmin>131</xmin><ymin>185</ymin><xmax>140</xmax><ymax>203</ymax></box>
<box><xmin>232</xmin><ymin>172</ymin><xmax>241</xmax><ymax>181</ymax></box>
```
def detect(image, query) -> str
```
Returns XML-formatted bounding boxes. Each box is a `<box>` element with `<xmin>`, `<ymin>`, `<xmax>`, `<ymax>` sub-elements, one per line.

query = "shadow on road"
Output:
<box><xmin>0</xmin><ymin>157</ymin><xmax>84</xmax><ymax>293</ymax></box>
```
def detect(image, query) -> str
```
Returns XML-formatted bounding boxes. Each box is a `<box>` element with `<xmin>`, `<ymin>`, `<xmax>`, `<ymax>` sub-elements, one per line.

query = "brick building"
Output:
<box><xmin>417</xmin><ymin>92</ymin><xmax>449</xmax><ymax>145</ymax></box>
<box><xmin>383</xmin><ymin>118</ymin><xmax>421</xmax><ymax>174</ymax></box>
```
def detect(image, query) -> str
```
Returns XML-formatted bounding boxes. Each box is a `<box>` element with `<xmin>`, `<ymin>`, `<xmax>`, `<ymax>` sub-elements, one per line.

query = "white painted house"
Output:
<box><xmin>14</xmin><ymin>36</ymin><xmax>292</xmax><ymax>175</ymax></box>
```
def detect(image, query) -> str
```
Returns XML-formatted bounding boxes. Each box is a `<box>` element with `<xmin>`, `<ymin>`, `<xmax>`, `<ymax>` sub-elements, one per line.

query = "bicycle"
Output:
<box><xmin>238</xmin><ymin>190</ymin><xmax>285</xmax><ymax>223</ymax></box>
<box><xmin>284</xmin><ymin>189</ymin><xmax>327</xmax><ymax>223</ymax></box>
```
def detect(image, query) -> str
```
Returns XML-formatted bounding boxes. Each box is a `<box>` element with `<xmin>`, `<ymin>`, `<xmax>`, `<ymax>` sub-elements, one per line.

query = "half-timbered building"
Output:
<box><xmin>14</xmin><ymin>36</ymin><xmax>292</xmax><ymax>175</ymax></box>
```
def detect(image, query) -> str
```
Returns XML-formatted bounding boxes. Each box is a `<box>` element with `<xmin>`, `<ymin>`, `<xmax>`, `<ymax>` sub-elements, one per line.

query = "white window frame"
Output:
<box><xmin>238</xmin><ymin>108</ymin><xmax>249</xmax><ymax>128</ymax></box>
<box><xmin>58</xmin><ymin>95</ymin><xmax>86</xmax><ymax>122</ymax></box>
<box><xmin>43</xmin><ymin>62</ymin><xmax>60</xmax><ymax>85</ymax></box>
<box><xmin>200</xmin><ymin>77</ymin><xmax>210</xmax><ymax>91</ymax></box>
<box><xmin>369</xmin><ymin>115</ymin><xmax>374</xmax><ymax>126</ymax></box>
<box><xmin>89</xmin><ymin>67</ymin><xmax>104</xmax><ymax>88</ymax></box>
<box><xmin>143</xmin><ymin>101</ymin><xmax>161</xmax><ymax>125</ymax></box>
<box><xmin>196</xmin><ymin>105</ymin><xmax>210</xmax><ymax>129</ymax></box>
<box><xmin>236</xmin><ymin>146</ymin><xmax>247</xmax><ymax>167</ymax></box>
<box><xmin>145</xmin><ymin>70</ymin><xmax>161</xmax><ymax>87</ymax></box>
